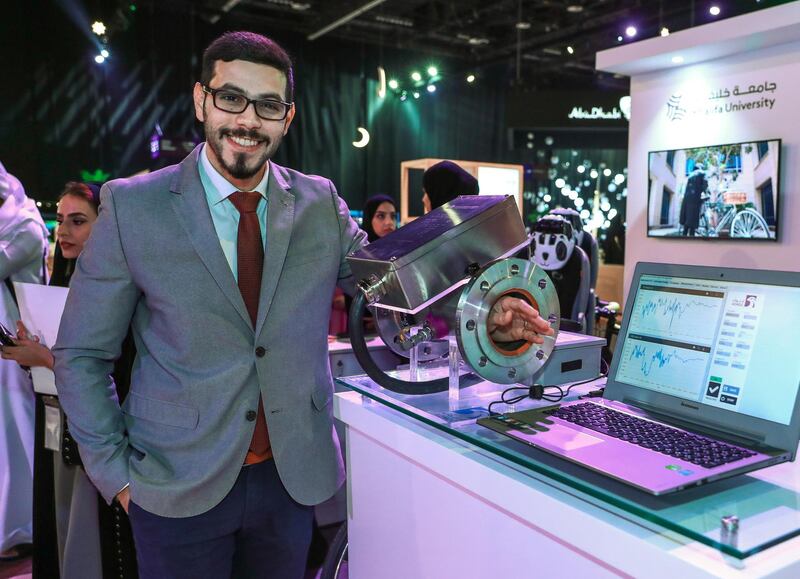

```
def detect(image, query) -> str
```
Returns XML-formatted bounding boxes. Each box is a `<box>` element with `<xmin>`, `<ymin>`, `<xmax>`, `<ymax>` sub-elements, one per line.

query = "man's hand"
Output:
<box><xmin>488</xmin><ymin>296</ymin><xmax>555</xmax><ymax>344</ymax></box>
<box><xmin>116</xmin><ymin>487</ymin><xmax>131</xmax><ymax>513</ymax></box>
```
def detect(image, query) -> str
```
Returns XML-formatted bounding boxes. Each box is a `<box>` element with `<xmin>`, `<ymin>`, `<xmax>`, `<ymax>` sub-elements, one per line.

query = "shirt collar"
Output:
<box><xmin>199</xmin><ymin>143</ymin><xmax>269</xmax><ymax>205</ymax></box>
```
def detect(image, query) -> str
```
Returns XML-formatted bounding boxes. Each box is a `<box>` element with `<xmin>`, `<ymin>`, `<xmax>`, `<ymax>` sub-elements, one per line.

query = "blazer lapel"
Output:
<box><xmin>255</xmin><ymin>163</ymin><xmax>294</xmax><ymax>336</ymax></box>
<box><xmin>169</xmin><ymin>146</ymin><xmax>252</xmax><ymax>329</ymax></box>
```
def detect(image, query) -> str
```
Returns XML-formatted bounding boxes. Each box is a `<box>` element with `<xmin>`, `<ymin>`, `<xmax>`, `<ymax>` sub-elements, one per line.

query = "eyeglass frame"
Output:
<box><xmin>201</xmin><ymin>85</ymin><xmax>294</xmax><ymax>121</ymax></box>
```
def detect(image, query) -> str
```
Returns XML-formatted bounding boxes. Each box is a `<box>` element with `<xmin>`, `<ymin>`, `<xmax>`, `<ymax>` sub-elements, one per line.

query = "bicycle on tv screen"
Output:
<box><xmin>647</xmin><ymin>139</ymin><xmax>780</xmax><ymax>240</ymax></box>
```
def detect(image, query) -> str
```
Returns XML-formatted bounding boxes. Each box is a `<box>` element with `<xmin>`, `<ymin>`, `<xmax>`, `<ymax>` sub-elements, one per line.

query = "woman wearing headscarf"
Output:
<box><xmin>334</xmin><ymin>195</ymin><xmax>398</xmax><ymax>336</ymax></box>
<box><xmin>2</xmin><ymin>182</ymin><xmax>138</xmax><ymax>578</ymax></box>
<box><xmin>421</xmin><ymin>160</ymin><xmax>479</xmax><ymax>213</ymax></box>
<box><xmin>0</xmin><ymin>162</ymin><xmax>49</xmax><ymax>562</ymax></box>
<box><xmin>361</xmin><ymin>194</ymin><xmax>397</xmax><ymax>242</ymax></box>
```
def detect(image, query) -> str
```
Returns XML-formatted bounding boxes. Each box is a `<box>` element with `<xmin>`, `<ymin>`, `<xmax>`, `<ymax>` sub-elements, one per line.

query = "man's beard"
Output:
<box><xmin>207</xmin><ymin>126</ymin><xmax>277</xmax><ymax>180</ymax></box>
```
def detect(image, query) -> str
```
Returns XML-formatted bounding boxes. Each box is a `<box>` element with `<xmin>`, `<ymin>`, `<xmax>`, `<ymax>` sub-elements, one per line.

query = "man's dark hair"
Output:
<box><xmin>201</xmin><ymin>31</ymin><xmax>295</xmax><ymax>102</ymax></box>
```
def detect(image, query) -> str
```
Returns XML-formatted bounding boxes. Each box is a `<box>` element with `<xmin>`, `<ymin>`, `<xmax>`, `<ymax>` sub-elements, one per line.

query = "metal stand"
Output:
<box><xmin>409</xmin><ymin>327</ymin><xmax>420</xmax><ymax>381</ymax></box>
<box><xmin>448</xmin><ymin>336</ymin><xmax>461</xmax><ymax>410</ymax></box>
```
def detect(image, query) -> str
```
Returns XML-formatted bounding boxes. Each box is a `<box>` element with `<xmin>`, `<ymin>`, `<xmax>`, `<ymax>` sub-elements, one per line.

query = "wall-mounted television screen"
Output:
<box><xmin>647</xmin><ymin>139</ymin><xmax>779</xmax><ymax>240</ymax></box>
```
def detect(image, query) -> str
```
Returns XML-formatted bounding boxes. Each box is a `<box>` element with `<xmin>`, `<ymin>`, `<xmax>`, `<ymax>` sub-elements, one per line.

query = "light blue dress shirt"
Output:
<box><xmin>197</xmin><ymin>144</ymin><xmax>269</xmax><ymax>282</ymax></box>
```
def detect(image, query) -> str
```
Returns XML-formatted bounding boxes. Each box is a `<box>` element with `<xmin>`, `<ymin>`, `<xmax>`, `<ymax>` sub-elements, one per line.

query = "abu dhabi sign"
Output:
<box><xmin>506</xmin><ymin>90</ymin><xmax>629</xmax><ymax>129</ymax></box>
<box><xmin>568</xmin><ymin>96</ymin><xmax>631</xmax><ymax>122</ymax></box>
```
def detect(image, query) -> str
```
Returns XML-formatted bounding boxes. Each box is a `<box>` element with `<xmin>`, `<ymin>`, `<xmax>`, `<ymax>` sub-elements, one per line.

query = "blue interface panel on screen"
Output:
<box><xmin>615</xmin><ymin>274</ymin><xmax>800</xmax><ymax>425</ymax></box>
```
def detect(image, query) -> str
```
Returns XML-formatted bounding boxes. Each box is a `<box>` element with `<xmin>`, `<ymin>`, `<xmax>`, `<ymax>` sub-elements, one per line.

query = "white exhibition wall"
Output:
<box><xmin>603</xmin><ymin>6</ymin><xmax>800</xmax><ymax>298</ymax></box>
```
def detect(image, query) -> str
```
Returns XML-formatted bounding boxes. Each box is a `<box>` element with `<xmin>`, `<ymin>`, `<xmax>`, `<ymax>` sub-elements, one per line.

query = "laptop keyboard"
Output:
<box><xmin>546</xmin><ymin>402</ymin><xmax>757</xmax><ymax>469</ymax></box>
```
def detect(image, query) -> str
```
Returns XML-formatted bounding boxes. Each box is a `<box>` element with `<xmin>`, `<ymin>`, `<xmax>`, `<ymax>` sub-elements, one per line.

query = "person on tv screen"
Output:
<box><xmin>679</xmin><ymin>162</ymin><xmax>708</xmax><ymax>237</ymax></box>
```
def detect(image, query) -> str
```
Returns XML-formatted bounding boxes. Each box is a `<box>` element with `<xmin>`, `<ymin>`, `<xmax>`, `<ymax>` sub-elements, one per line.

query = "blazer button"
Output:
<box><xmin>255</xmin><ymin>346</ymin><xmax>266</xmax><ymax>357</ymax></box>
<box><xmin>246</xmin><ymin>410</ymin><xmax>257</xmax><ymax>421</ymax></box>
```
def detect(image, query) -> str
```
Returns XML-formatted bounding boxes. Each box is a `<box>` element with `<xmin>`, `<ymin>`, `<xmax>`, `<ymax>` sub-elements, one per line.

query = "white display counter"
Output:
<box><xmin>335</xmin><ymin>386</ymin><xmax>800</xmax><ymax>578</ymax></box>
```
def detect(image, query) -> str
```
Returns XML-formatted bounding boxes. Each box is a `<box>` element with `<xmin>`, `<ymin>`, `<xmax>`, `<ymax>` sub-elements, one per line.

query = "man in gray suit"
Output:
<box><xmin>53</xmin><ymin>31</ymin><xmax>552</xmax><ymax>578</ymax></box>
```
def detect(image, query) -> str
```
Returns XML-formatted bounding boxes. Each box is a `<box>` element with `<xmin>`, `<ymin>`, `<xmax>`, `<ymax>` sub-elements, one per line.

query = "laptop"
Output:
<box><xmin>480</xmin><ymin>262</ymin><xmax>800</xmax><ymax>494</ymax></box>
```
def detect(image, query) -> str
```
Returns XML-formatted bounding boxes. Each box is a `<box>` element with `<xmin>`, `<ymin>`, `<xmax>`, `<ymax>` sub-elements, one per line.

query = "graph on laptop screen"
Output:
<box><xmin>615</xmin><ymin>273</ymin><xmax>800</xmax><ymax>425</ymax></box>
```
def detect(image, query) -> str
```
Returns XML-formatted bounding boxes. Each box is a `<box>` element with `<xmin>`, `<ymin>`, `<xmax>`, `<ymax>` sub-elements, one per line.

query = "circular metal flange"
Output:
<box><xmin>456</xmin><ymin>258</ymin><xmax>560</xmax><ymax>384</ymax></box>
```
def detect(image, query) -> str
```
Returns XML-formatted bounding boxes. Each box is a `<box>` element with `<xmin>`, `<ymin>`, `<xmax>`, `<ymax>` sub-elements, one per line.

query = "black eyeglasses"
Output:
<box><xmin>202</xmin><ymin>86</ymin><xmax>293</xmax><ymax>121</ymax></box>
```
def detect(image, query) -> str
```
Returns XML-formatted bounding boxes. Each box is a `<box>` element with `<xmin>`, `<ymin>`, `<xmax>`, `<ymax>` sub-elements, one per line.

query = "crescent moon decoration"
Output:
<box><xmin>377</xmin><ymin>66</ymin><xmax>387</xmax><ymax>99</ymax></box>
<box><xmin>352</xmin><ymin>127</ymin><xmax>370</xmax><ymax>148</ymax></box>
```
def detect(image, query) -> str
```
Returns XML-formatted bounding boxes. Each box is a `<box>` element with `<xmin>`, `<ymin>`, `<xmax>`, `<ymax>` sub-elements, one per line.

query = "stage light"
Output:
<box><xmin>411</xmin><ymin>71</ymin><xmax>422</xmax><ymax>82</ymax></box>
<box><xmin>603</xmin><ymin>168</ymin><xmax>612</xmax><ymax>177</ymax></box>
<box><xmin>672</xmin><ymin>55</ymin><xmax>684</xmax><ymax>64</ymax></box>
<box><xmin>617</xmin><ymin>35</ymin><xmax>623</xmax><ymax>42</ymax></box>
<box><xmin>92</xmin><ymin>21</ymin><xmax>106</xmax><ymax>35</ymax></box>
<box><xmin>413</xmin><ymin>91</ymin><xmax>420</xmax><ymax>99</ymax></box>
<box><xmin>555</xmin><ymin>178</ymin><xmax>566</xmax><ymax>188</ymax></box>
<box><xmin>543</xmin><ymin>194</ymin><xmax>552</xmax><ymax>202</ymax></box>
<box><xmin>94</xmin><ymin>54</ymin><xmax>105</xmax><ymax>64</ymax></box>
<box><xmin>566</xmin><ymin>5</ymin><xmax>583</xmax><ymax>13</ymax></box>
<box><xmin>400</xmin><ymin>91</ymin><xmax>407</xmax><ymax>101</ymax></box>
<box><xmin>614</xmin><ymin>174</ymin><xmax>625</xmax><ymax>184</ymax></box>
<box><xmin>100</xmin><ymin>49</ymin><xmax>109</xmax><ymax>58</ymax></box>
<box><xmin>566</xmin><ymin>46</ymin><xmax>574</xmax><ymax>55</ymax></box>
<box><xmin>577</xmin><ymin>165</ymin><xmax>586</xmax><ymax>174</ymax></box>
<box><xmin>466</xmin><ymin>74</ymin><xmax>475</xmax><ymax>83</ymax></box>
<box><xmin>625</xmin><ymin>26</ymin><xmax>637</xmax><ymax>38</ymax></box>
<box><xmin>590</xmin><ymin>169</ymin><xmax>599</xmax><ymax>179</ymax></box>
<box><xmin>426</xmin><ymin>84</ymin><xmax>436</xmax><ymax>93</ymax></box>
<box><xmin>388</xmin><ymin>79</ymin><xmax>399</xmax><ymax>90</ymax></box>
<box><xmin>661</xmin><ymin>27</ymin><xmax>670</xmax><ymax>36</ymax></box>
<box><xmin>709</xmin><ymin>6</ymin><xmax>721</xmax><ymax>16</ymax></box>
<box><xmin>427</xmin><ymin>66</ymin><xmax>438</xmax><ymax>76</ymax></box>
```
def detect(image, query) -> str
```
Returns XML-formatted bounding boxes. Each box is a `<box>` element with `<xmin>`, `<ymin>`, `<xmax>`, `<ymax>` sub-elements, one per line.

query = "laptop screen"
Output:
<box><xmin>614</xmin><ymin>273</ymin><xmax>800</xmax><ymax>425</ymax></box>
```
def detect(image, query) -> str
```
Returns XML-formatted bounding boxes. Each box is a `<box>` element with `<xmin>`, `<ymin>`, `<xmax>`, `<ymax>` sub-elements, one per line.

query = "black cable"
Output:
<box><xmin>348</xmin><ymin>290</ymin><xmax>482</xmax><ymax>395</ymax></box>
<box><xmin>487</xmin><ymin>373</ymin><xmax>607</xmax><ymax>415</ymax></box>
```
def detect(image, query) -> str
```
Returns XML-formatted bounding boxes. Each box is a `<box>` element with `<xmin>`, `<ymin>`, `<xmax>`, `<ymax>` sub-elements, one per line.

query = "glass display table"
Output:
<box><xmin>337</xmin><ymin>371</ymin><xmax>800</xmax><ymax>561</ymax></box>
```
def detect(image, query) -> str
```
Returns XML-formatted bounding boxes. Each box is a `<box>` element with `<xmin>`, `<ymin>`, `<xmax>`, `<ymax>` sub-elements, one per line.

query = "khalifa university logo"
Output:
<box><xmin>666</xmin><ymin>94</ymin><xmax>686</xmax><ymax>121</ymax></box>
<box><xmin>665</xmin><ymin>82</ymin><xmax>777</xmax><ymax>121</ymax></box>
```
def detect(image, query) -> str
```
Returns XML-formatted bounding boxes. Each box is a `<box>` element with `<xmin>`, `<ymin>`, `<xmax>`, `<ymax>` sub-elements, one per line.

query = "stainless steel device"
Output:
<box><xmin>346</xmin><ymin>196</ymin><xmax>560</xmax><ymax>392</ymax></box>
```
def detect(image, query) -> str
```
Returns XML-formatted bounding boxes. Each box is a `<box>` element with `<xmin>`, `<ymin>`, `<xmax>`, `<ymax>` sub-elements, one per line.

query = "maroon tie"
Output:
<box><xmin>229</xmin><ymin>191</ymin><xmax>271</xmax><ymax>464</ymax></box>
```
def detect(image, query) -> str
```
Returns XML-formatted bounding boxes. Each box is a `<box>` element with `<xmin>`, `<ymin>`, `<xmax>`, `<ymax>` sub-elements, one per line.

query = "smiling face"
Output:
<box><xmin>193</xmin><ymin>59</ymin><xmax>296</xmax><ymax>190</ymax></box>
<box><xmin>57</xmin><ymin>194</ymin><xmax>98</xmax><ymax>259</ymax></box>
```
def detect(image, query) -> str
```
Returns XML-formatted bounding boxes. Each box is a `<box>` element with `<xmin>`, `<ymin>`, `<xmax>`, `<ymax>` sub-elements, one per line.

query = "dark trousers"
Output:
<box><xmin>128</xmin><ymin>459</ymin><xmax>313</xmax><ymax>579</ymax></box>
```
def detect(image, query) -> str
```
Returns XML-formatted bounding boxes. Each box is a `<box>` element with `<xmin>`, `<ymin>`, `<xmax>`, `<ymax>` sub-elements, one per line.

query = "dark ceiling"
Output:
<box><xmin>162</xmin><ymin>0</ymin><xmax>788</xmax><ymax>90</ymax></box>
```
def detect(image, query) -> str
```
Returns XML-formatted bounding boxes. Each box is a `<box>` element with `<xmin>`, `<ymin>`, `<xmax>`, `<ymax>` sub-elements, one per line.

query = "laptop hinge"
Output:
<box><xmin>624</xmin><ymin>398</ymin><xmax>768</xmax><ymax>448</ymax></box>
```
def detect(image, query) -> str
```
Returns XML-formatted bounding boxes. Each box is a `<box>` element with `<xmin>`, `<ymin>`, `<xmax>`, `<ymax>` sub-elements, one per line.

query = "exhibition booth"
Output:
<box><xmin>330</xmin><ymin>4</ymin><xmax>800</xmax><ymax>578</ymax></box>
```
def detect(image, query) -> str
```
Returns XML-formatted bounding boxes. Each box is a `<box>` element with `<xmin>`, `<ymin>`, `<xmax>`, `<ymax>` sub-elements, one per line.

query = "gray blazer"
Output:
<box><xmin>53</xmin><ymin>146</ymin><xmax>367</xmax><ymax>518</ymax></box>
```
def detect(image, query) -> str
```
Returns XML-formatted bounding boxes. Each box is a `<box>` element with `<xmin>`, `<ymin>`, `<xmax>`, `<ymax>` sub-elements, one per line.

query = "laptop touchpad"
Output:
<box><xmin>548</xmin><ymin>427</ymin><xmax>605</xmax><ymax>452</ymax></box>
